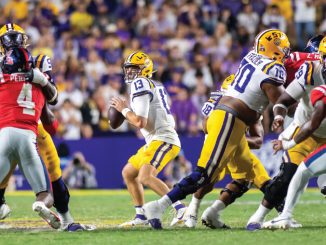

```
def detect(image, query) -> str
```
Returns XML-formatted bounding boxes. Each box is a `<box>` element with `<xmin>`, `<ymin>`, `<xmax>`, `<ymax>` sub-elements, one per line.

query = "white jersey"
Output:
<box><xmin>225</xmin><ymin>51</ymin><xmax>286</xmax><ymax>114</ymax></box>
<box><xmin>129</xmin><ymin>77</ymin><xmax>181</xmax><ymax>147</ymax></box>
<box><xmin>286</xmin><ymin>61</ymin><xmax>326</xmax><ymax>138</ymax></box>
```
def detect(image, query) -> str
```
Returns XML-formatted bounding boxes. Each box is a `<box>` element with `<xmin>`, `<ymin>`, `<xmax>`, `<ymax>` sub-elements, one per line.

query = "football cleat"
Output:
<box><xmin>32</xmin><ymin>201</ymin><xmax>61</xmax><ymax>229</ymax></box>
<box><xmin>170</xmin><ymin>206</ymin><xmax>187</xmax><ymax>227</ymax></box>
<box><xmin>290</xmin><ymin>218</ymin><xmax>302</xmax><ymax>228</ymax></box>
<box><xmin>201</xmin><ymin>207</ymin><xmax>230</xmax><ymax>229</ymax></box>
<box><xmin>262</xmin><ymin>216</ymin><xmax>292</xmax><ymax>230</ymax></box>
<box><xmin>246</xmin><ymin>222</ymin><xmax>262</xmax><ymax>231</ymax></box>
<box><xmin>184</xmin><ymin>214</ymin><xmax>198</xmax><ymax>228</ymax></box>
<box><xmin>119</xmin><ymin>214</ymin><xmax>149</xmax><ymax>228</ymax></box>
<box><xmin>144</xmin><ymin>201</ymin><xmax>164</xmax><ymax>229</ymax></box>
<box><xmin>64</xmin><ymin>223</ymin><xmax>96</xmax><ymax>232</ymax></box>
<box><xmin>0</xmin><ymin>203</ymin><xmax>11</xmax><ymax>220</ymax></box>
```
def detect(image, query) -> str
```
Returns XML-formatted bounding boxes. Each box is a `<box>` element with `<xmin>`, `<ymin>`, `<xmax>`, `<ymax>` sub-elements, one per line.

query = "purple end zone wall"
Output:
<box><xmin>13</xmin><ymin>134</ymin><xmax>318</xmax><ymax>190</ymax></box>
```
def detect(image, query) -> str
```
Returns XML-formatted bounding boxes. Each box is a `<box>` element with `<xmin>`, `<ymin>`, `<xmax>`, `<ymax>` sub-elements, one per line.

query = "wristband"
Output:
<box><xmin>282</xmin><ymin>139</ymin><xmax>296</xmax><ymax>150</ymax></box>
<box><xmin>274</xmin><ymin>115</ymin><xmax>284</xmax><ymax>121</ymax></box>
<box><xmin>273</xmin><ymin>103</ymin><xmax>288</xmax><ymax>114</ymax></box>
<box><xmin>122</xmin><ymin>108</ymin><xmax>131</xmax><ymax>118</ymax></box>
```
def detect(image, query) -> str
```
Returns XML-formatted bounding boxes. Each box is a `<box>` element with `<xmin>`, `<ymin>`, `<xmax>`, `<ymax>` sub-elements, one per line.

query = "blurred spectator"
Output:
<box><xmin>262</xmin><ymin>4</ymin><xmax>286</xmax><ymax>32</ymax></box>
<box><xmin>163</xmin><ymin>150</ymin><xmax>192</xmax><ymax>188</ymax></box>
<box><xmin>293</xmin><ymin>0</ymin><xmax>316</xmax><ymax>50</ymax></box>
<box><xmin>69</xmin><ymin>3</ymin><xmax>94</xmax><ymax>35</ymax></box>
<box><xmin>4</xmin><ymin>0</ymin><xmax>28</xmax><ymax>21</ymax></box>
<box><xmin>237</xmin><ymin>4</ymin><xmax>260</xmax><ymax>40</ymax></box>
<box><xmin>59</xmin><ymin>99</ymin><xmax>83</xmax><ymax>140</ymax></box>
<box><xmin>183</xmin><ymin>53</ymin><xmax>213</xmax><ymax>89</ymax></box>
<box><xmin>62</xmin><ymin>152</ymin><xmax>97</xmax><ymax>189</ymax></box>
<box><xmin>171</xmin><ymin>87</ymin><xmax>199</xmax><ymax>136</ymax></box>
<box><xmin>165</xmin><ymin>67</ymin><xmax>188</xmax><ymax>100</ymax></box>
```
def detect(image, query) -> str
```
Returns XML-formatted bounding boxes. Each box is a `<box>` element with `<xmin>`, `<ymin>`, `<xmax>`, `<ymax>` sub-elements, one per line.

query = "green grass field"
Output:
<box><xmin>1</xmin><ymin>189</ymin><xmax>326</xmax><ymax>245</ymax></box>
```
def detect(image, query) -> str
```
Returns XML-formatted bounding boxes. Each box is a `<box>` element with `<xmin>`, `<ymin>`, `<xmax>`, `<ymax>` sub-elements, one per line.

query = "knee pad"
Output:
<box><xmin>259</xmin><ymin>179</ymin><xmax>271</xmax><ymax>194</ymax></box>
<box><xmin>264</xmin><ymin>162</ymin><xmax>298</xmax><ymax>207</ymax></box>
<box><xmin>175</xmin><ymin>167</ymin><xmax>208</xmax><ymax>195</ymax></box>
<box><xmin>0</xmin><ymin>188</ymin><xmax>5</xmax><ymax>205</ymax></box>
<box><xmin>52</xmin><ymin>177</ymin><xmax>70</xmax><ymax>214</ymax></box>
<box><xmin>220</xmin><ymin>180</ymin><xmax>250</xmax><ymax>204</ymax></box>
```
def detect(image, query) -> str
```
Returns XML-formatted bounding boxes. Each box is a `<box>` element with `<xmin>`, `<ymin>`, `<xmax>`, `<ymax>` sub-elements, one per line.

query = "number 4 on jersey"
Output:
<box><xmin>17</xmin><ymin>83</ymin><xmax>35</xmax><ymax>116</ymax></box>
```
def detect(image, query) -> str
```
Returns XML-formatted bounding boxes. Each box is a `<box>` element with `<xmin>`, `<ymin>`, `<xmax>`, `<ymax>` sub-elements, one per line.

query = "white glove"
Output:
<box><xmin>281</xmin><ymin>139</ymin><xmax>297</xmax><ymax>150</ymax></box>
<box><xmin>32</xmin><ymin>68</ymin><xmax>49</xmax><ymax>87</ymax></box>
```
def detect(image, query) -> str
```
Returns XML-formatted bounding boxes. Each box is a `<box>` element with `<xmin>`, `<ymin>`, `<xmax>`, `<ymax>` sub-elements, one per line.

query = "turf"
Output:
<box><xmin>1</xmin><ymin>189</ymin><xmax>326</xmax><ymax>245</ymax></box>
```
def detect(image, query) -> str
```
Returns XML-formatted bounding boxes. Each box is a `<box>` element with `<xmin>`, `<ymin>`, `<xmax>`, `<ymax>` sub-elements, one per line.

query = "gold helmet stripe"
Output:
<box><xmin>6</xmin><ymin>23</ymin><xmax>14</xmax><ymax>31</ymax></box>
<box><xmin>127</xmin><ymin>52</ymin><xmax>137</xmax><ymax>63</ymax></box>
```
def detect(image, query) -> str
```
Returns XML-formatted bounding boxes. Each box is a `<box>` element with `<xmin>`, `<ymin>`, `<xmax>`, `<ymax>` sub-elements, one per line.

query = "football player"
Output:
<box><xmin>110</xmin><ymin>51</ymin><xmax>186</xmax><ymax>227</ymax></box>
<box><xmin>263</xmin><ymin>84</ymin><xmax>326</xmax><ymax>229</ymax></box>
<box><xmin>0</xmin><ymin>23</ymin><xmax>93</xmax><ymax>231</ymax></box>
<box><xmin>183</xmin><ymin>75</ymin><xmax>271</xmax><ymax>229</ymax></box>
<box><xmin>143</xmin><ymin>29</ymin><xmax>290</xmax><ymax>229</ymax></box>
<box><xmin>247</xmin><ymin>35</ymin><xmax>326</xmax><ymax>231</ymax></box>
<box><xmin>0</xmin><ymin>47</ymin><xmax>60</xmax><ymax>229</ymax></box>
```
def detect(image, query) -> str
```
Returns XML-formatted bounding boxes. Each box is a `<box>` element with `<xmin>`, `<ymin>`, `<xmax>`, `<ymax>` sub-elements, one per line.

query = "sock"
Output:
<box><xmin>187</xmin><ymin>195</ymin><xmax>202</xmax><ymax>216</ymax></box>
<box><xmin>210</xmin><ymin>200</ymin><xmax>226</xmax><ymax>214</ymax></box>
<box><xmin>135</xmin><ymin>205</ymin><xmax>146</xmax><ymax>220</ymax></box>
<box><xmin>58</xmin><ymin>210</ymin><xmax>74</xmax><ymax>226</ymax></box>
<box><xmin>248</xmin><ymin>204</ymin><xmax>271</xmax><ymax>224</ymax></box>
<box><xmin>158</xmin><ymin>195</ymin><xmax>172</xmax><ymax>210</ymax></box>
<box><xmin>281</xmin><ymin>163</ymin><xmax>312</xmax><ymax>219</ymax></box>
<box><xmin>52</xmin><ymin>177</ymin><xmax>70</xmax><ymax>214</ymax></box>
<box><xmin>172</xmin><ymin>201</ymin><xmax>185</xmax><ymax>211</ymax></box>
<box><xmin>167</xmin><ymin>186</ymin><xmax>185</xmax><ymax>203</ymax></box>
<box><xmin>0</xmin><ymin>188</ymin><xmax>5</xmax><ymax>205</ymax></box>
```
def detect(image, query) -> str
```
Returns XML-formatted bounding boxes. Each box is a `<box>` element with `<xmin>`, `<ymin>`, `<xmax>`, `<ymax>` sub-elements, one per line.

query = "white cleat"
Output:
<box><xmin>201</xmin><ymin>207</ymin><xmax>230</xmax><ymax>229</ymax></box>
<box><xmin>290</xmin><ymin>218</ymin><xmax>302</xmax><ymax>228</ymax></box>
<box><xmin>32</xmin><ymin>201</ymin><xmax>61</xmax><ymax>229</ymax></box>
<box><xmin>0</xmin><ymin>204</ymin><xmax>11</xmax><ymax>220</ymax></box>
<box><xmin>184</xmin><ymin>213</ymin><xmax>198</xmax><ymax>228</ymax></box>
<box><xmin>170</xmin><ymin>207</ymin><xmax>187</xmax><ymax>227</ymax></box>
<box><xmin>144</xmin><ymin>201</ymin><xmax>165</xmax><ymax>229</ymax></box>
<box><xmin>262</xmin><ymin>216</ymin><xmax>292</xmax><ymax>230</ymax></box>
<box><xmin>119</xmin><ymin>217</ymin><xmax>149</xmax><ymax>228</ymax></box>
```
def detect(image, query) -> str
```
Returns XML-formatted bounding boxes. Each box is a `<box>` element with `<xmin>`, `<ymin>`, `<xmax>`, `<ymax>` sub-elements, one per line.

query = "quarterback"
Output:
<box><xmin>110</xmin><ymin>51</ymin><xmax>186</xmax><ymax>227</ymax></box>
<box><xmin>0</xmin><ymin>23</ymin><xmax>92</xmax><ymax>231</ymax></box>
<box><xmin>144</xmin><ymin>29</ymin><xmax>290</xmax><ymax>229</ymax></box>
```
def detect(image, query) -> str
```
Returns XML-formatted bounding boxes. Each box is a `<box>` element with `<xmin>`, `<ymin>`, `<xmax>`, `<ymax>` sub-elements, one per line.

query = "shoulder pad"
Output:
<box><xmin>263</xmin><ymin>61</ymin><xmax>286</xmax><ymax>85</ymax></box>
<box><xmin>295</xmin><ymin>61</ymin><xmax>314</xmax><ymax>86</ymax></box>
<box><xmin>34</xmin><ymin>55</ymin><xmax>52</xmax><ymax>72</ymax></box>
<box><xmin>130</xmin><ymin>77</ymin><xmax>154</xmax><ymax>100</ymax></box>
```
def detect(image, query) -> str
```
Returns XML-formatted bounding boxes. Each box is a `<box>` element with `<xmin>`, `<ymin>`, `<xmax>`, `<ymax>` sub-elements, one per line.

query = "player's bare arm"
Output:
<box><xmin>272</xmin><ymin>101</ymin><xmax>326</xmax><ymax>153</ymax></box>
<box><xmin>29</xmin><ymin>69</ymin><xmax>58</xmax><ymax>105</ymax></box>
<box><xmin>111</xmin><ymin>96</ymin><xmax>148</xmax><ymax>129</ymax></box>
<box><xmin>247</xmin><ymin>119</ymin><xmax>264</xmax><ymax>149</ymax></box>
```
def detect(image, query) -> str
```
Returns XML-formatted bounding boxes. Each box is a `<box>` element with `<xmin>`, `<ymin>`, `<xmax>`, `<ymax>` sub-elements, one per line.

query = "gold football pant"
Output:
<box><xmin>128</xmin><ymin>140</ymin><xmax>180</xmax><ymax>173</ymax></box>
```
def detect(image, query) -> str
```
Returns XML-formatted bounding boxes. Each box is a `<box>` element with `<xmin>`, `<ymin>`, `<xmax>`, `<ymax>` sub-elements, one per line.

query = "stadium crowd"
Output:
<box><xmin>1</xmin><ymin>0</ymin><xmax>325</xmax><ymax>139</ymax></box>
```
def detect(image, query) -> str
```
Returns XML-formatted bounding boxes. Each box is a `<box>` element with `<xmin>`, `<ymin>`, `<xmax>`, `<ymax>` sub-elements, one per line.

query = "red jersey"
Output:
<box><xmin>0</xmin><ymin>73</ymin><xmax>45</xmax><ymax>134</ymax></box>
<box><xmin>284</xmin><ymin>52</ymin><xmax>320</xmax><ymax>87</ymax></box>
<box><xmin>310</xmin><ymin>85</ymin><xmax>326</xmax><ymax>106</ymax></box>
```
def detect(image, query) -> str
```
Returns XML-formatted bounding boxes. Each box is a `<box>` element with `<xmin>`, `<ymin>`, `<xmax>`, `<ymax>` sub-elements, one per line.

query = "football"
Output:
<box><xmin>108</xmin><ymin>106</ymin><xmax>125</xmax><ymax>129</ymax></box>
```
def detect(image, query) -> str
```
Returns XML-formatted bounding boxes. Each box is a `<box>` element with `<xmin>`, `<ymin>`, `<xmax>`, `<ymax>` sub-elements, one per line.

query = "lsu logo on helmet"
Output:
<box><xmin>254</xmin><ymin>29</ymin><xmax>290</xmax><ymax>63</ymax></box>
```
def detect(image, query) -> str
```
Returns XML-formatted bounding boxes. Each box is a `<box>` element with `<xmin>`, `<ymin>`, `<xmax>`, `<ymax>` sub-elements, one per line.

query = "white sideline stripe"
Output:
<box><xmin>200</xmin><ymin>199</ymin><xmax>326</xmax><ymax>206</ymax></box>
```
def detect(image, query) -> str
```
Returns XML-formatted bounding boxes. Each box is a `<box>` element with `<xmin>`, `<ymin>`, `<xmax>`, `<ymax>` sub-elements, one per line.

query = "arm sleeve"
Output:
<box><xmin>132</xmin><ymin>94</ymin><xmax>150</xmax><ymax>118</ymax></box>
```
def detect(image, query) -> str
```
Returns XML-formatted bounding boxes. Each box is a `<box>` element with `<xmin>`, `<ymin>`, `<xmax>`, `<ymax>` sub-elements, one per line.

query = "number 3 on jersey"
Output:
<box><xmin>233</xmin><ymin>60</ymin><xmax>255</xmax><ymax>93</ymax></box>
<box><xmin>17</xmin><ymin>83</ymin><xmax>35</xmax><ymax>116</ymax></box>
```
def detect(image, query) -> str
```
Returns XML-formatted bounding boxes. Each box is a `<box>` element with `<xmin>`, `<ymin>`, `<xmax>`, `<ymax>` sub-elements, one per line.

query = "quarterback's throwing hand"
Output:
<box><xmin>110</xmin><ymin>97</ymin><xmax>127</xmax><ymax>112</ymax></box>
